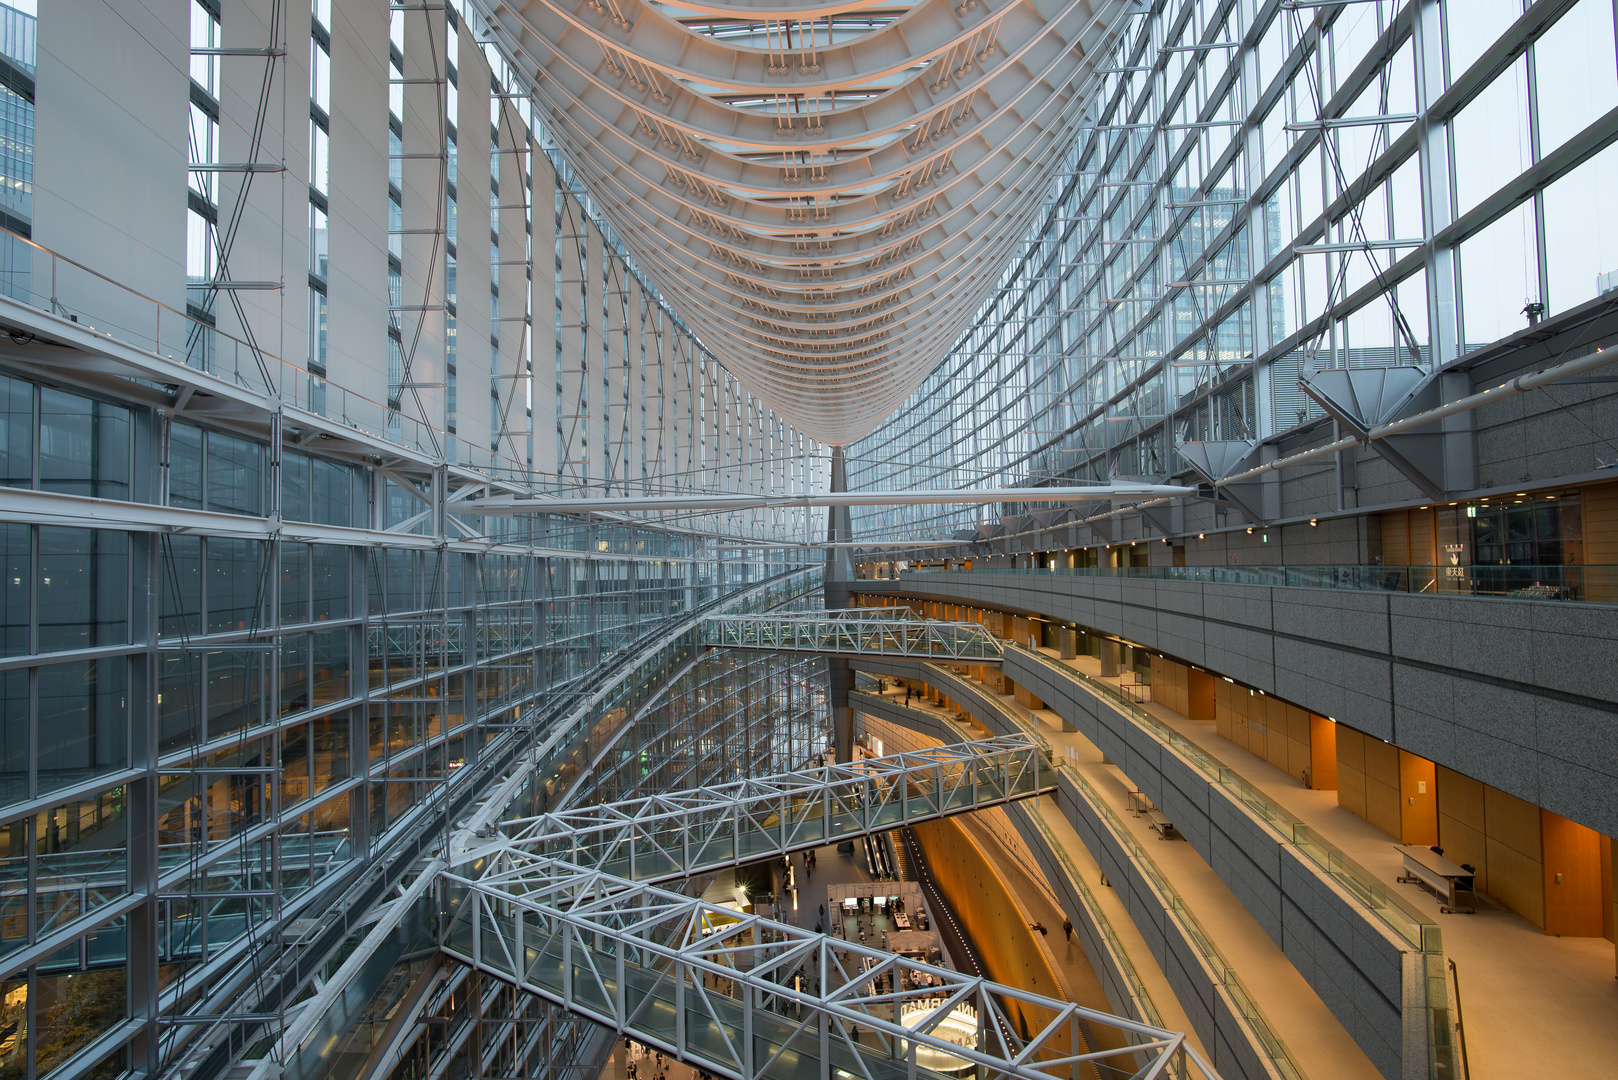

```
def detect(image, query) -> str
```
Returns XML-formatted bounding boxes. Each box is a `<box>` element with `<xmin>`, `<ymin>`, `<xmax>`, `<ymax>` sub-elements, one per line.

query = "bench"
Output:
<box><xmin>1145</xmin><ymin>810</ymin><xmax>1177</xmax><ymax>840</ymax></box>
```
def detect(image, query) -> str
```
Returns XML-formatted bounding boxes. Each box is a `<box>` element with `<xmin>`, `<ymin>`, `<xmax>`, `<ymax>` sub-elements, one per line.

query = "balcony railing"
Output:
<box><xmin>908</xmin><ymin>563</ymin><xmax>1616</xmax><ymax>603</ymax></box>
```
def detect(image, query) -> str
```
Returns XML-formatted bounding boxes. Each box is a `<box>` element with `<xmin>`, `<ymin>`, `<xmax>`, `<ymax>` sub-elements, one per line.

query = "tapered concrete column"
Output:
<box><xmin>825</xmin><ymin>446</ymin><xmax>856</xmax><ymax>764</ymax></box>
<box><xmin>1100</xmin><ymin>639</ymin><xmax>1121</xmax><ymax>677</ymax></box>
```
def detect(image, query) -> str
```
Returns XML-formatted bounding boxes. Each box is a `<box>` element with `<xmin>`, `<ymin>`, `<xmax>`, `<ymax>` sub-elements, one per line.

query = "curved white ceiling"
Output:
<box><xmin>483</xmin><ymin>0</ymin><xmax>1140</xmax><ymax>444</ymax></box>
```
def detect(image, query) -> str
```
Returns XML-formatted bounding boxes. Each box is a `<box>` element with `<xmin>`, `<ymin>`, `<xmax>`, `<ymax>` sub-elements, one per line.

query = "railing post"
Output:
<box><xmin>743</xmin><ymin>971</ymin><xmax>755</xmax><ymax>1080</ymax></box>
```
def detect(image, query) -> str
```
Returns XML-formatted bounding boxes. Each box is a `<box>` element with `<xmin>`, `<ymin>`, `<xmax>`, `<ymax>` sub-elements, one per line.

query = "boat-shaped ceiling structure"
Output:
<box><xmin>482</xmin><ymin>0</ymin><xmax>1142</xmax><ymax>444</ymax></box>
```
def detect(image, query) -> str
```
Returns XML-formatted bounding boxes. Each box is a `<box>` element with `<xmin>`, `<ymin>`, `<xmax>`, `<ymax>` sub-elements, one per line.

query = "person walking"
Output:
<box><xmin>1062</xmin><ymin>918</ymin><xmax>1073</xmax><ymax>942</ymax></box>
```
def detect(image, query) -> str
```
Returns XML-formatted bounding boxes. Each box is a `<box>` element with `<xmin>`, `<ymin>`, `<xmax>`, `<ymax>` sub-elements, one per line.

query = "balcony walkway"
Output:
<box><xmin>860</xmin><ymin>677</ymin><xmax>1385</xmax><ymax>1080</ymax></box>
<box><xmin>1058</xmin><ymin>653</ymin><xmax>1618</xmax><ymax>1080</ymax></box>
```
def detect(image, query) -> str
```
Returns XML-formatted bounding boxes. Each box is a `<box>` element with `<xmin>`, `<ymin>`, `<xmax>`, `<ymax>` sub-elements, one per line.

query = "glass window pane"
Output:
<box><xmin>38</xmin><ymin>390</ymin><xmax>128</xmax><ymax>500</ymax></box>
<box><xmin>312</xmin><ymin>544</ymin><xmax>349</xmax><ymax>621</ymax></box>
<box><xmin>312</xmin><ymin>628</ymin><xmax>349</xmax><ymax>707</ymax></box>
<box><xmin>0</xmin><ymin>669</ymin><xmax>25</xmax><ymax>806</ymax></box>
<box><xmin>169</xmin><ymin>423</ymin><xmax>203</xmax><ymax>509</ymax></box>
<box><xmin>1534</xmin><ymin>1</ymin><xmax>1618</xmax><ymax>157</ymax></box>
<box><xmin>38</xmin><ymin>527</ymin><xmax>127</xmax><ymax>654</ymax></box>
<box><xmin>206</xmin><ymin>649</ymin><xmax>263</xmax><ymax>742</ymax></box>
<box><xmin>311</xmin><ymin>458</ymin><xmax>350</xmax><ymax>527</ymax></box>
<box><xmin>205</xmin><ymin>431</ymin><xmax>262</xmax><ymax>516</ymax></box>
<box><xmin>281</xmin><ymin>543</ymin><xmax>309</xmax><ymax>624</ymax></box>
<box><xmin>0</xmin><ymin>523</ymin><xmax>26</xmax><ymax>657</ymax></box>
<box><xmin>159</xmin><ymin>535</ymin><xmax>201</xmax><ymax>639</ymax></box>
<box><xmin>0</xmin><ymin>374</ymin><xmax>30</xmax><ymax>489</ymax></box>
<box><xmin>33</xmin><ymin>967</ymin><xmax>127</xmax><ymax>1077</ymax></box>
<box><xmin>38</xmin><ymin>388</ymin><xmax>92</xmax><ymax>497</ymax></box>
<box><xmin>310</xmin><ymin>713</ymin><xmax>348</xmax><ymax>797</ymax></box>
<box><xmin>37</xmin><ymin>658</ymin><xmax>129</xmax><ymax>796</ymax></box>
<box><xmin>1460</xmin><ymin>201</ymin><xmax>1538</xmax><ymax>349</ymax></box>
<box><xmin>158</xmin><ymin>652</ymin><xmax>201</xmax><ymax>755</ymax></box>
<box><xmin>281</xmin><ymin>632</ymin><xmax>309</xmax><ymax>717</ymax></box>
<box><xmin>206</xmin><ymin>538</ymin><xmax>263</xmax><ymax>634</ymax></box>
<box><xmin>282</xmin><ymin>451</ymin><xmax>311</xmax><ymax>523</ymax></box>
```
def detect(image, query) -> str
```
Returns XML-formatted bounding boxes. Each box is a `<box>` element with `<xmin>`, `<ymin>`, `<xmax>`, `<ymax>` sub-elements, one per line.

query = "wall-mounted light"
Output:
<box><xmin>1309</xmin><ymin>518</ymin><xmax>1317</xmax><ymax>527</ymax></box>
<box><xmin>1246</xmin><ymin>527</ymin><xmax>1254</xmax><ymax>535</ymax></box>
<box><xmin>1197</xmin><ymin>533</ymin><xmax>1205</xmax><ymax>540</ymax></box>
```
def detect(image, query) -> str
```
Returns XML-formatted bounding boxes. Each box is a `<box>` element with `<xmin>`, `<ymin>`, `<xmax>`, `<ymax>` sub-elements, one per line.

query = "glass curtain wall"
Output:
<box><xmin>847</xmin><ymin>0</ymin><xmax>1618</xmax><ymax>547</ymax></box>
<box><xmin>0</xmin><ymin>0</ymin><xmax>821</xmax><ymax>1072</ymax></box>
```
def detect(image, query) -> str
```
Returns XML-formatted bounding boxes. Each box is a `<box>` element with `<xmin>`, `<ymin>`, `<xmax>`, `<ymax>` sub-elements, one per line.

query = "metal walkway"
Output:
<box><xmin>440</xmin><ymin>738</ymin><xmax>1221</xmax><ymax>1080</ymax></box>
<box><xmin>702</xmin><ymin>611</ymin><xmax>1003</xmax><ymax>664</ymax></box>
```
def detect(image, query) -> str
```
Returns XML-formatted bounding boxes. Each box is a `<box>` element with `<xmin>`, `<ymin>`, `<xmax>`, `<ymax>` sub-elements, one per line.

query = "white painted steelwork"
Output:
<box><xmin>483</xmin><ymin>735</ymin><xmax>1047</xmax><ymax>883</ymax></box>
<box><xmin>475</xmin><ymin>0</ymin><xmax>1144</xmax><ymax>444</ymax></box>
<box><xmin>702</xmin><ymin>611</ymin><xmax>1003</xmax><ymax>661</ymax></box>
<box><xmin>443</xmin><ymin>736</ymin><xmax>1220</xmax><ymax>1080</ymax></box>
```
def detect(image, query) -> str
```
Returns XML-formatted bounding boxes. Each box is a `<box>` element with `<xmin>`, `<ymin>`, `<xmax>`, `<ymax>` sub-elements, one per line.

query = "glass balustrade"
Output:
<box><xmin>909</xmin><ymin>564</ymin><xmax>1618</xmax><ymax>603</ymax></box>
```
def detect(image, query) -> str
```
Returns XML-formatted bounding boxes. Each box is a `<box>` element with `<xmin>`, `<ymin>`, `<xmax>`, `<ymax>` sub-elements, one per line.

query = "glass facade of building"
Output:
<box><xmin>848</xmin><ymin>0</ymin><xmax>1618</xmax><ymax>546</ymax></box>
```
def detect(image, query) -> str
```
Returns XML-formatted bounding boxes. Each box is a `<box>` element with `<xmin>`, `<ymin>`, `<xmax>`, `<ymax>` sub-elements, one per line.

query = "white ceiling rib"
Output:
<box><xmin>483</xmin><ymin>0</ymin><xmax>1140</xmax><ymax>444</ymax></box>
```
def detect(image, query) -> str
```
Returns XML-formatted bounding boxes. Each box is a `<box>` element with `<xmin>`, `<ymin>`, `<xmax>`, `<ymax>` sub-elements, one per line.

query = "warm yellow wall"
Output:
<box><xmin>911</xmin><ymin>817</ymin><xmax>1073</xmax><ymax>1048</ymax></box>
<box><xmin>1363</xmin><ymin>737</ymin><xmax>1403</xmax><ymax>840</ymax></box>
<box><xmin>1584</xmin><ymin>481</ymin><xmax>1618</xmax><ymax>601</ymax></box>
<box><xmin>1150</xmin><ymin>655</ymin><xmax>1188</xmax><ymax>716</ymax></box>
<box><xmin>1309</xmin><ymin>715</ymin><xmax>1337</xmax><ymax>790</ymax></box>
<box><xmin>1399</xmin><ymin>751</ymin><xmax>1438</xmax><ymax>847</ymax></box>
<box><xmin>1187</xmin><ymin>669</ymin><xmax>1215</xmax><ymax>722</ymax></box>
<box><xmin>1436</xmin><ymin>766</ymin><xmax>1490</xmax><ymax>892</ymax></box>
<box><xmin>1013</xmin><ymin>683</ymin><xmax>1045</xmax><ymax>710</ymax></box>
<box><xmin>1543</xmin><ymin>810</ymin><xmax>1606</xmax><ymax>938</ymax></box>
<box><xmin>1380</xmin><ymin>508</ymin><xmax>1438</xmax><ymax>566</ymax></box>
<box><xmin>1435</xmin><ymin>766</ymin><xmax>1560</xmax><ymax>930</ymax></box>
<box><xmin>1486</xmin><ymin>784</ymin><xmax>1546</xmax><ymax>930</ymax></box>
<box><xmin>1335</xmin><ymin>734</ymin><xmax>1435</xmax><ymax>844</ymax></box>
<box><xmin>1336</xmin><ymin>724</ymin><xmax>1368</xmax><ymax>819</ymax></box>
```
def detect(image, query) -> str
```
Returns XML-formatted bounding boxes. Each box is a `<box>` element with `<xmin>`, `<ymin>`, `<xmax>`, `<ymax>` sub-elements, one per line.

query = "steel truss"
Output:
<box><xmin>702</xmin><ymin>612</ymin><xmax>1004</xmax><ymax>664</ymax></box>
<box><xmin>442</xmin><ymin>865</ymin><xmax>1215</xmax><ymax>1080</ymax></box>
<box><xmin>440</xmin><ymin>740</ymin><xmax>1214</xmax><ymax>1080</ymax></box>
<box><xmin>482</xmin><ymin>736</ymin><xmax>1046</xmax><ymax>885</ymax></box>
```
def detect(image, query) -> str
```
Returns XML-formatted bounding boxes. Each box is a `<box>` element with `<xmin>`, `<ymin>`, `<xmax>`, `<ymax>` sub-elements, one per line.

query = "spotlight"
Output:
<box><xmin>1309</xmin><ymin>518</ymin><xmax>1317</xmax><ymax>527</ymax></box>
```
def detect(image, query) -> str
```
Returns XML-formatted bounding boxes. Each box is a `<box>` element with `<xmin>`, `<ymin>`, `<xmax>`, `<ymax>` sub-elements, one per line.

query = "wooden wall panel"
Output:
<box><xmin>1309</xmin><ymin>715</ymin><xmax>1338</xmax><ymax>790</ymax></box>
<box><xmin>1188</xmin><ymin>669</ymin><xmax>1216</xmax><ymax>721</ymax></box>
<box><xmin>1437</xmin><ymin>765</ymin><xmax>1489</xmax><ymax>893</ymax></box>
<box><xmin>1542</xmin><ymin>810</ymin><xmax>1606</xmax><ymax>938</ymax></box>
<box><xmin>1381</xmin><ymin>511</ymin><xmax>1409</xmax><ymax>567</ymax></box>
<box><xmin>1399</xmin><ymin>751</ymin><xmax>1438</xmax><ymax>847</ymax></box>
<box><xmin>1364</xmin><ymin>737</ymin><xmax>1402</xmax><ymax>839</ymax></box>
<box><xmin>911</xmin><ymin>818</ymin><xmax>1072</xmax><ymax>1048</ymax></box>
<box><xmin>1603</xmin><ymin>836</ymin><xmax>1614</xmax><ymax>946</ymax></box>
<box><xmin>1337</xmin><ymin>726</ymin><xmax>1368</xmax><ymax>819</ymax></box>
<box><xmin>1486</xmin><ymin>785</ymin><xmax>1545</xmax><ymax>929</ymax></box>
<box><xmin>1583</xmin><ymin>481</ymin><xmax>1618</xmax><ymax>602</ymax></box>
<box><xmin>1409</xmin><ymin>509</ymin><xmax>1437</xmax><ymax>567</ymax></box>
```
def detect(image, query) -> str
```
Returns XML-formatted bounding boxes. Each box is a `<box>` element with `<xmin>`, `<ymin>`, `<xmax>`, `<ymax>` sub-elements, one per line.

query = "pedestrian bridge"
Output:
<box><xmin>701</xmin><ymin>611</ymin><xmax>1003</xmax><ymax>664</ymax></box>
<box><xmin>440</xmin><ymin>737</ymin><xmax>1221</xmax><ymax>1080</ymax></box>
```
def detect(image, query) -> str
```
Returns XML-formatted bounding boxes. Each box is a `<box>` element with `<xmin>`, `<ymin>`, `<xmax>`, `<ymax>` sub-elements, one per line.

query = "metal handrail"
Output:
<box><xmin>908</xmin><ymin>663</ymin><xmax>1307</xmax><ymax>1080</ymax></box>
<box><xmin>1007</xmin><ymin>644</ymin><xmax>1459</xmax><ymax>1079</ymax></box>
<box><xmin>905</xmin><ymin>563</ymin><xmax>1617</xmax><ymax>604</ymax></box>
